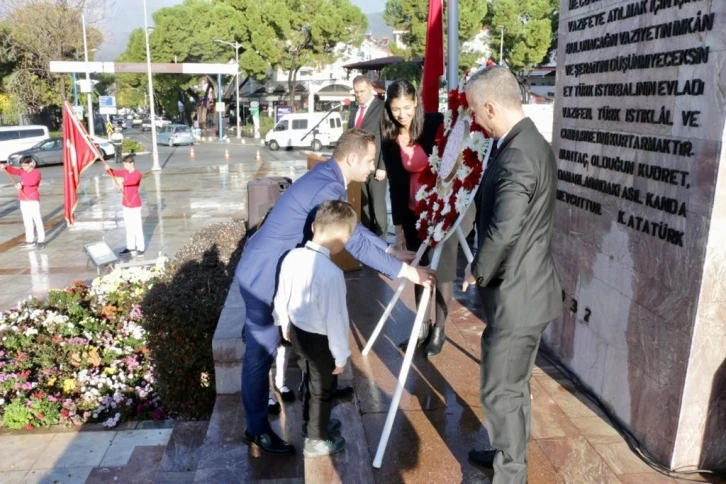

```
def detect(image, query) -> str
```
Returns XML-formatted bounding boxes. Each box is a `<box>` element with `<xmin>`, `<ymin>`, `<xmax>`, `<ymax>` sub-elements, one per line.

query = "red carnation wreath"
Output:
<box><xmin>414</xmin><ymin>84</ymin><xmax>494</xmax><ymax>247</ymax></box>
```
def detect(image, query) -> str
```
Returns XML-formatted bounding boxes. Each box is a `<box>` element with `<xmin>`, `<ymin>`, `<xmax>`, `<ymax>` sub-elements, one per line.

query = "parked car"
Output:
<box><xmin>155</xmin><ymin>117</ymin><xmax>172</xmax><ymax>128</ymax></box>
<box><xmin>89</xmin><ymin>135</ymin><xmax>115</xmax><ymax>159</ymax></box>
<box><xmin>264</xmin><ymin>112</ymin><xmax>343</xmax><ymax>151</ymax></box>
<box><xmin>6</xmin><ymin>135</ymin><xmax>113</xmax><ymax>166</ymax></box>
<box><xmin>157</xmin><ymin>124</ymin><xmax>195</xmax><ymax>146</ymax></box>
<box><xmin>0</xmin><ymin>125</ymin><xmax>50</xmax><ymax>162</ymax></box>
<box><xmin>131</xmin><ymin>117</ymin><xmax>143</xmax><ymax>127</ymax></box>
<box><xmin>7</xmin><ymin>137</ymin><xmax>62</xmax><ymax>166</ymax></box>
<box><xmin>140</xmin><ymin>116</ymin><xmax>171</xmax><ymax>131</ymax></box>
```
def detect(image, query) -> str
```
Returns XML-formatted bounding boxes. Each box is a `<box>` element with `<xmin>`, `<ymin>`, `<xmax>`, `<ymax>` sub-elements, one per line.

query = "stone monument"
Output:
<box><xmin>548</xmin><ymin>0</ymin><xmax>725</xmax><ymax>471</ymax></box>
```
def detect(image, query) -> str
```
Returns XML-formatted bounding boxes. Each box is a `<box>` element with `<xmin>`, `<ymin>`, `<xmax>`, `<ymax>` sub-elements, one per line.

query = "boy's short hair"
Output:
<box><xmin>20</xmin><ymin>155</ymin><xmax>34</xmax><ymax>166</ymax></box>
<box><xmin>314</xmin><ymin>200</ymin><xmax>357</xmax><ymax>235</ymax></box>
<box><xmin>122</xmin><ymin>154</ymin><xmax>135</xmax><ymax>164</ymax></box>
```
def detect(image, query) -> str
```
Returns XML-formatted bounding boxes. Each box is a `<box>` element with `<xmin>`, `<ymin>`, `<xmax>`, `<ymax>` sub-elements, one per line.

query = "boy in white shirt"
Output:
<box><xmin>273</xmin><ymin>200</ymin><xmax>356</xmax><ymax>458</ymax></box>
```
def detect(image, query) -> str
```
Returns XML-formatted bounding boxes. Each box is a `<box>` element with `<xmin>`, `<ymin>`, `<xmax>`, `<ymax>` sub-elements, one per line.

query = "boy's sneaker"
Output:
<box><xmin>302</xmin><ymin>418</ymin><xmax>341</xmax><ymax>438</ymax></box>
<box><xmin>303</xmin><ymin>435</ymin><xmax>346</xmax><ymax>458</ymax></box>
<box><xmin>130</xmin><ymin>250</ymin><xmax>138</xmax><ymax>258</ymax></box>
<box><xmin>275</xmin><ymin>385</ymin><xmax>295</xmax><ymax>402</ymax></box>
<box><xmin>136</xmin><ymin>251</ymin><xmax>145</xmax><ymax>258</ymax></box>
<box><xmin>36</xmin><ymin>242</ymin><xmax>45</xmax><ymax>250</ymax></box>
<box><xmin>119</xmin><ymin>249</ymin><xmax>132</xmax><ymax>255</ymax></box>
<box><xmin>21</xmin><ymin>242</ymin><xmax>36</xmax><ymax>248</ymax></box>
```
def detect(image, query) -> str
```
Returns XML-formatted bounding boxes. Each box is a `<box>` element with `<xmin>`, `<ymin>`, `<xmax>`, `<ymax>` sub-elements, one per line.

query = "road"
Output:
<box><xmin>18</xmin><ymin>127</ymin><xmax>315</xmax><ymax>182</ymax></box>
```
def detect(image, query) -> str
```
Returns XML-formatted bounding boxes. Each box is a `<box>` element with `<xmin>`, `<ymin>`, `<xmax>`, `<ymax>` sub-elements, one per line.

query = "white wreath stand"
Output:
<box><xmin>362</xmin><ymin>204</ymin><xmax>478</xmax><ymax>468</ymax></box>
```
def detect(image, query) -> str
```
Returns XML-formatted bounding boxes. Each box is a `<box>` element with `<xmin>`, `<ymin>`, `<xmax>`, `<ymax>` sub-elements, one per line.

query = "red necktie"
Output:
<box><xmin>355</xmin><ymin>105</ymin><xmax>367</xmax><ymax>128</ymax></box>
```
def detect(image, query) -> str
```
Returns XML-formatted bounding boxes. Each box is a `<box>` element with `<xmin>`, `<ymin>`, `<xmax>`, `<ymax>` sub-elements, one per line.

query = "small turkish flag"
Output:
<box><xmin>62</xmin><ymin>102</ymin><xmax>102</xmax><ymax>226</ymax></box>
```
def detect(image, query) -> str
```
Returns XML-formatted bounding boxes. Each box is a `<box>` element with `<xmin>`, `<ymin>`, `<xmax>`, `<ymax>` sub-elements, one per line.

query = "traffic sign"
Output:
<box><xmin>99</xmin><ymin>95</ymin><xmax>117</xmax><ymax>115</ymax></box>
<box><xmin>250</xmin><ymin>101</ymin><xmax>259</xmax><ymax>108</ymax></box>
<box><xmin>106</xmin><ymin>121</ymin><xmax>114</xmax><ymax>137</ymax></box>
<box><xmin>72</xmin><ymin>105</ymin><xmax>84</xmax><ymax>117</ymax></box>
<box><xmin>215</xmin><ymin>102</ymin><xmax>226</xmax><ymax>113</ymax></box>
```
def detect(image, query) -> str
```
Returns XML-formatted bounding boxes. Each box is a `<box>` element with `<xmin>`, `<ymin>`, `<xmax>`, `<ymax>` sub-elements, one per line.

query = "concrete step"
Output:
<box><xmin>195</xmin><ymin>368</ymin><xmax>373</xmax><ymax>483</ymax></box>
<box><xmin>154</xmin><ymin>421</ymin><xmax>210</xmax><ymax>483</ymax></box>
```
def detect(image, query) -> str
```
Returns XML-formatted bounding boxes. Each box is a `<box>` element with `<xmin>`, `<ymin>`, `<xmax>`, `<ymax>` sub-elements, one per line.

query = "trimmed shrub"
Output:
<box><xmin>122</xmin><ymin>139</ymin><xmax>144</xmax><ymax>154</ymax></box>
<box><xmin>140</xmin><ymin>221</ymin><xmax>246</xmax><ymax>420</ymax></box>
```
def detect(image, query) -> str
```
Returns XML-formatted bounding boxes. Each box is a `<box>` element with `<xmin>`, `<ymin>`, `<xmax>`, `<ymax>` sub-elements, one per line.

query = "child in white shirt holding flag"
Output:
<box><xmin>273</xmin><ymin>200</ymin><xmax>356</xmax><ymax>458</ymax></box>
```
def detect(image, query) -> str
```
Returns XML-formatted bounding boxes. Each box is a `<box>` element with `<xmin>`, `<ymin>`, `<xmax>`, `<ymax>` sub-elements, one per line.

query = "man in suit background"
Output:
<box><xmin>235</xmin><ymin>129</ymin><xmax>436</xmax><ymax>456</ymax></box>
<box><xmin>462</xmin><ymin>67</ymin><xmax>563</xmax><ymax>483</ymax></box>
<box><xmin>348</xmin><ymin>76</ymin><xmax>388</xmax><ymax>238</ymax></box>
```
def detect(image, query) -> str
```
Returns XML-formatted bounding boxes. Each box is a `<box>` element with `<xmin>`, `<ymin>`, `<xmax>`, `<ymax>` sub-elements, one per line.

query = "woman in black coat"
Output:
<box><xmin>380</xmin><ymin>80</ymin><xmax>474</xmax><ymax>357</ymax></box>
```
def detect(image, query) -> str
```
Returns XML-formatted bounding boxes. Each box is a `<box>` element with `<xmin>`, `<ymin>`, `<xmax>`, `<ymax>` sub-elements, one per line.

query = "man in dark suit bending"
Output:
<box><xmin>348</xmin><ymin>75</ymin><xmax>388</xmax><ymax>238</ymax></box>
<box><xmin>463</xmin><ymin>67</ymin><xmax>563</xmax><ymax>483</ymax></box>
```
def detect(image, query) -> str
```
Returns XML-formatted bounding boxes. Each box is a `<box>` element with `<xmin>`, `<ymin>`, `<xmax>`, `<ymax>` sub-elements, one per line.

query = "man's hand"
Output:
<box><xmin>462</xmin><ymin>264</ymin><xmax>476</xmax><ymax>291</ymax></box>
<box><xmin>332</xmin><ymin>366</ymin><xmax>345</xmax><ymax>375</ymax></box>
<box><xmin>374</xmin><ymin>169</ymin><xmax>386</xmax><ymax>181</ymax></box>
<box><xmin>393</xmin><ymin>247</ymin><xmax>415</xmax><ymax>263</ymax></box>
<box><xmin>0</xmin><ymin>162</ymin><xmax>7</xmax><ymax>171</ymax></box>
<box><xmin>394</xmin><ymin>225</ymin><xmax>406</xmax><ymax>250</ymax></box>
<box><xmin>401</xmin><ymin>264</ymin><xmax>436</xmax><ymax>290</ymax></box>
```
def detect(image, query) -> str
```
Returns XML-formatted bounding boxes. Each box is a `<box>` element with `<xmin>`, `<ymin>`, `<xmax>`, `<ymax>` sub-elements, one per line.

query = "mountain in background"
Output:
<box><xmin>367</xmin><ymin>12</ymin><xmax>394</xmax><ymax>39</ymax></box>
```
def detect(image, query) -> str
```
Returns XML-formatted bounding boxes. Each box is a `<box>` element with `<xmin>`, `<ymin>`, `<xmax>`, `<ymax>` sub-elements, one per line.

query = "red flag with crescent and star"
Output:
<box><xmin>62</xmin><ymin>102</ymin><xmax>102</xmax><ymax>226</ymax></box>
<box><xmin>421</xmin><ymin>0</ymin><xmax>444</xmax><ymax>112</ymax></box>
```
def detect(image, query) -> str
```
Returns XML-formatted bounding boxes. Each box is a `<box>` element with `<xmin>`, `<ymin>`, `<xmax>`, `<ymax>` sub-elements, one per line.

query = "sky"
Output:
<box><xmin>96</xmin><ymin>0</ymin><xmax>387</xmax><ymax>61</ymax></box>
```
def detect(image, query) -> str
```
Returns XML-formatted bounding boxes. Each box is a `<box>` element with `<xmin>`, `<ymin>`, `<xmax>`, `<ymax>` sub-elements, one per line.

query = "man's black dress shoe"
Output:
<box><xmin>425</xmin><ymin>326</ymin><xmax>446</xmax><ymax>357</ymax></box>
<box><xmin>468</xmin><ymin>448</ymin><xmax>496</xmax><ymax>468</ymax></box>
<box><xmin>243</xmin><ymin>430</ymin><xmax>294</xmax><ymax>455</ymax></box>
<box><xmin>332</xmin><ymin>385</ymin><xmax>354</xmax><ymax>398</ymax></box>
<box><xmin>398</xmin><ymin>321</ymin><xmax>431</xmax><ymax>351</ymax></box>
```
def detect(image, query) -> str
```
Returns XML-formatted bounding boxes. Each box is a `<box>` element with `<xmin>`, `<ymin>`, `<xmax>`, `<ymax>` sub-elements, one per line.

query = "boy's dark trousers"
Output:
<box><xmin>290</xmin><ymin>324</ymin><xmax>335</xmax><ymax>441</ymax></box>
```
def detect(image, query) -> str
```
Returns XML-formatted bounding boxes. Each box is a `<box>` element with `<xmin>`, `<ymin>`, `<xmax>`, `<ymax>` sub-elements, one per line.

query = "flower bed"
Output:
<box><xmin>0</xmin><ymin>264</ymin><xmax>166</xmax><ymax>429</ymax></box>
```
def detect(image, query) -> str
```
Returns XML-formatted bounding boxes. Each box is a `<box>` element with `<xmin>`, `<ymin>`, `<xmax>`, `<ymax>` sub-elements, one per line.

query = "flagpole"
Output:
<box><xmin>447</xmin><ymin>0</ymin><xmax>459</xmax><ymax>90</ymax></box>
<box><xmin>2</xmin><ymin>168</ymin><xmax>27</xmax><ymax>200</ymax></box>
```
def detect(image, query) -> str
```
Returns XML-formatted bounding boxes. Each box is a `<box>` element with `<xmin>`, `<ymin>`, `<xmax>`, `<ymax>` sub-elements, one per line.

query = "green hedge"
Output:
<box><xmin>140</xmin><ymin>221</ymin><xmax>247</xmax><ymax>419</ymax></box>
<box><xmin>122</xmin><ymin>139</ymin><xmax>144</xmax><ymax>154</ymax></box>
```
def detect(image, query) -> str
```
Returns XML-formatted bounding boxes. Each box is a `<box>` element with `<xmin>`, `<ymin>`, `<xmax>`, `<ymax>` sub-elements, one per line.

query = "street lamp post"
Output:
<box><xmin>214</xmin><ymin>39</ymin><xmax>242</xmax><ymax>139</ymax></box>
<box><xmin>143</xmin><ymin>0</ymin><xmax>161</xmax><ymax>171</ymax></box>
<box><xmin>81</xmin><ymin>15</ymin><xmax>94</xmax><ymax>136</ymax></box>
<box><xmin>499</xmin><ymin>26</ymin><xmax>505</xmax><ymax>65</ymax></box>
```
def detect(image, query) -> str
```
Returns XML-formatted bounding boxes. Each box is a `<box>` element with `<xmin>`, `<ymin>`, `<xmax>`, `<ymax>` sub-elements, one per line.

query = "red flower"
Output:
<box><xmin>32</xmin><ymin>390</ymin><xmax>45</xmax><ymax>400</ymax></box>
<box><xmin>25</xmin><ymin>424</ymin><xmax>33</xmax><ymax>430</ymax></box>
<box><xmin>37</xmin><ymin>413</ymin><xmax>45</xmax><ymax>420</ymax></box>
<box><xmin>17</xmin><ymin>352</ymin><xmax>27</xmax><ymax>362</ymax></box>
<box><xmin>61</xmin><ymin>409</ymin><xmax>70</xmax><ymax>419</ymax></box>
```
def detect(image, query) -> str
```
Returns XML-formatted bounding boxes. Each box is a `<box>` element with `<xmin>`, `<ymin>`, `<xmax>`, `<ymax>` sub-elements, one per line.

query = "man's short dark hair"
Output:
<box><xmin>314</xmin><ymin>200</ymin><xmax>357</xmax><ymax>235</ymax></box>
<box><xmin>352</xmin><ymin>75</ymin><xmax>374</xmax><ymax>87</ymax></box>
<box><xmin>333</xmin><ymin>128</ymin><xmax>375</xmax><ymax>160</ymax></box>
<box><xmin>122</xmin><ymin>155</ymin><xmax>135</xmax><ymax>164</ymax></box>
<box><xmin>466</xmin><ymin>66</ymin><xmax>523</xmax><ymax>109</ymax></box>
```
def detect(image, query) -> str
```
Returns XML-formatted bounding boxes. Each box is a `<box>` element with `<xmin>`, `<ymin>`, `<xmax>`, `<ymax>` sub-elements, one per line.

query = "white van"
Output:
<box><xmin>265</xmin><ymin>112</ymin><xmax>343</xmax><ymax>151</ymax></box>
<box><xmin>0</xmin><ymin>125</ymin><xmax>50</xmax><ymax>162</ymax></box>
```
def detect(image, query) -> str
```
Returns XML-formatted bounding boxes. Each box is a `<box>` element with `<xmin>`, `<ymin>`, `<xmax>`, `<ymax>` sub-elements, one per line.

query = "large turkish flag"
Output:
<box><xmin>62</xmin><ymin>102</ymin><xmax>102</xmax><ymax>226</ymax></box>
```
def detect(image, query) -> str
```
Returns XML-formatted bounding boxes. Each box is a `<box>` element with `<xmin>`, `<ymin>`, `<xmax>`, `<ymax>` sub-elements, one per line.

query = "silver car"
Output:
<box><xmin>156</xmin><ymin>124</ymin><xmax>195</xmax><ymax>146</ymax></box>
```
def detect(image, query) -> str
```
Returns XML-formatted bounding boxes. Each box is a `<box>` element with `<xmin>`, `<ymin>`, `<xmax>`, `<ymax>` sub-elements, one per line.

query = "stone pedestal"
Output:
<box><xmin>548</xmin><ymin>0</ymin><xmax>726</xmax><ymax>471</ymax></box>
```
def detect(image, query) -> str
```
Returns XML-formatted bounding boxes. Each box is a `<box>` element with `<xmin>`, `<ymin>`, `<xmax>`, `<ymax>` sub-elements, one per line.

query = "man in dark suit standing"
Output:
<box><xmin>348</xmin><ymin>75</ymin><xmax>388</xmax><ymax>238</ymax></box>
<box><xmin>462</xmin><ymin>67</ymin><xmax>563</xmax><ymax>483</ymax></box>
